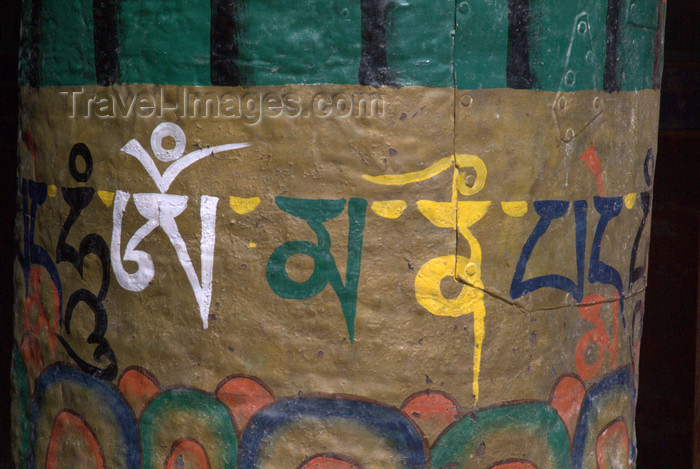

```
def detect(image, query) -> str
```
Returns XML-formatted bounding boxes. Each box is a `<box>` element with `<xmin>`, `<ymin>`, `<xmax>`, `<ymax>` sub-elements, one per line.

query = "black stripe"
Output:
<box><xmin>359</xmin><ymin>0</ymin><xmax>392</xmax><ymax>87</ymax></box>
<box><xmin>211</xmin><ymin>0</ymin><xmax>243</xmax><ymax>86</ymax></box>
<box><xmin>652</xmin><ymin>0</ymin><xmax>664</xmax><ymax>90</ymax></box>
<box><xmin>28</xmin><ymin>0</ymin><xmax>42</xmax><ymax>87</ymax></box>
<box><xmin>604</xmin><ymin>0</ymin><xmax>621</xmax><ymax>92</ymax></box>
<box><xmin>93</xmin><ymin>0</ymin><xmax>120</xmax><ymax>86</ymax></box>
<box><xmin>506</xmin><ymin>0</ymin><xmax>532</xmax><ymax>89</ymax></box>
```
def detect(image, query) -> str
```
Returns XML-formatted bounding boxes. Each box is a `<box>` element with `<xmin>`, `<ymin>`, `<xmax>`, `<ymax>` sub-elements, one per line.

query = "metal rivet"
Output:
<box><xmin>460</xmin><ymin>94</ymin><xmax>473</xmax><ymax>107</ymax></box>
<box><xmin>565</xmin><ymin>70</ymin><xmax>575</xmax><ymax>85</ymax></box>
<box><xmin>466</xmin><ymin>263</ymin><xmax>478</xmax><ymax>276</ymax></box>
<box><xmin>593</xmin><ymin>96</ymin><xmax>602</xmax><ymax>110</ymax></box>
<box><xmin>558</xmin><ymin>97</ymin><xmax>567</xmax><ymax>110</ymax></box>
<box><xmin>465</xmin><ymin>174</ymin><xmax>476</xmax><ymax>187</ymax></box>
<box><xmin>585</xmin><ymin>51</ymin><xmax>594</xmax><ymax>63</ymax></box>
<box><xmin>565</xmin><ymin>128</ymin><xmax>576</xmax><ymax>140</ymax></box>
<box><xmin>458</xmin><ymin>1</ymin><xmax>470</xmax><ymax>14</ymax></box>
<box><xmin>577</xmin><ymin>21</ymin><xmax>588</xmax><ymax>34</ymax></box>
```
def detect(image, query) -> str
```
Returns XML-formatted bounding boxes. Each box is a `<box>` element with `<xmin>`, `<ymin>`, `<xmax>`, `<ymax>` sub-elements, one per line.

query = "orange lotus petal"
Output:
<box><xmin>46</xmin><ymin>410</ymin><xmax>105</xmax><ymax>469</ymax></box>
<box><xmin>401</xmin><ymin>390</ymin><xmax>461</xmax><ymax>443</ymax></box>
<box><xmin>215</xmin><ymin>375</ymin><xmax>275</xmax><ymax>432</ymax></box>
<box><xmin>166</xmin><ymin>438</ymin><xmax>212</xmax><ymax>469</ymax></box>
<box><xmin>550</xmin><ymin>375</ymin><xmax>586</xmax><ymax>439</ymax></box>
<box><xmin>118</xmin><ymin>367</ymin><xmax>161</xmax><ymax>417</ymax></box>
<box><xmin>298</xmin><ymin>454</ymin><xmax>362</xmax><ymax>469</ymax></box>
<box><xmin>596</xmin><ymin>419</ymin><xmax>630</xmax><ymax>469</ymax></box>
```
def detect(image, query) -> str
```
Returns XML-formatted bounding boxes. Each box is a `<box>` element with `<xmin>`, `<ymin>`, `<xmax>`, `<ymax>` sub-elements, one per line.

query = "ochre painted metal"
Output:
<box><xmin>13</xmin><ymin>1</ymin><xmax>665</xmax><ymax>468</ymax></box>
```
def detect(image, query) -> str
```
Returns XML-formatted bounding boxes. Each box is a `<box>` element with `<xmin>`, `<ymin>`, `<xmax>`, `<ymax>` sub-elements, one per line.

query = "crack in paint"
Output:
<box><xmin>453</xmin><ymin>275</ymin><xmax>647</xmax><ymax>316</ymax></box>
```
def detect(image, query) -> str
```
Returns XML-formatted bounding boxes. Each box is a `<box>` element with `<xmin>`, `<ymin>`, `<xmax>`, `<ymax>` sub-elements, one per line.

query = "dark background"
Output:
<box><xmin>0</xmin><ymin>1</ymin><xmax>697</xmax><ymax>467</ymax></box>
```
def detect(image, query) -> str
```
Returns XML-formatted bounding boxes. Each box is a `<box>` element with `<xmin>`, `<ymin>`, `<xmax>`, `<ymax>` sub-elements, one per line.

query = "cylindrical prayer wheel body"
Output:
<box><xmin>13</xmin><ymin>1</ymin><xmax>665</xmax><ymax>467</ymax></box>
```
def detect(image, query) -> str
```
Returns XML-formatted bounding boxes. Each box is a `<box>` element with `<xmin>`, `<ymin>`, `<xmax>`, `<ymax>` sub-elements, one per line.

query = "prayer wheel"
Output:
<box><xmin>13</xmin><ymin>1</ymin><xmax>666</xmax><ymax>467</ymax></box>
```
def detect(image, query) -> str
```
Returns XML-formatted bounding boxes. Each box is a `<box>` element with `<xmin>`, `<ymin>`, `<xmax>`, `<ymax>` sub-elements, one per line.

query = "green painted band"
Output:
<box><xmin>19</xmin><ymin>0</ymin><xmax>664</xmax><ymax>91</ymax></box>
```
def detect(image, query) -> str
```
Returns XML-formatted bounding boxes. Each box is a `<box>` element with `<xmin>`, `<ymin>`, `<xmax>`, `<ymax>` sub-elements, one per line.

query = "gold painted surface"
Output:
<box><xmin>15</xmin><ymin>85</ymin><xmax>658</xmax><ymax>461</ymax></box>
